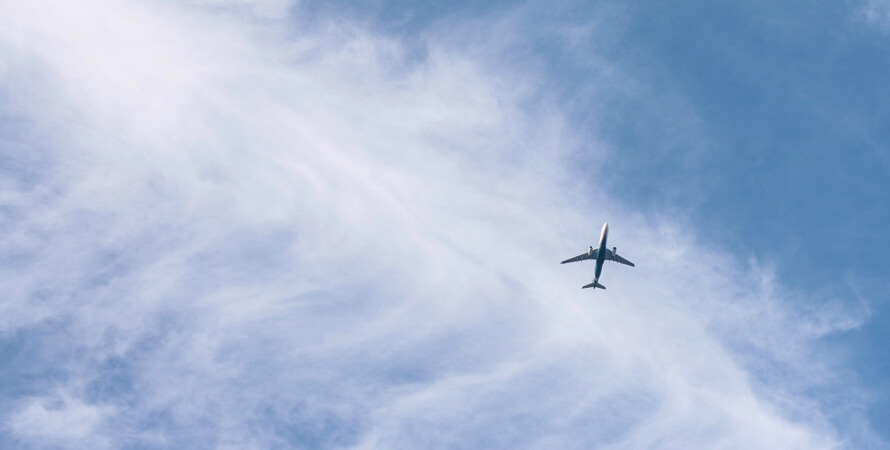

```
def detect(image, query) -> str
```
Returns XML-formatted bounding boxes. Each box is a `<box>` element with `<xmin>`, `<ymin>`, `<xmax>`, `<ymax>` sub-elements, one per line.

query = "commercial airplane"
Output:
<box><xmin>561</xmin><ymin>222</ymin><xmax>634</xmax><ymax>290</ymax></box>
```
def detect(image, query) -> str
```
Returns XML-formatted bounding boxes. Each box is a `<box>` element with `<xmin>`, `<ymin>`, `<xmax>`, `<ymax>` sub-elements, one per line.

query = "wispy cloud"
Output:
<box><xmin>859</xmin><ymin>0</ymin><xmax>890</xmax><ymax>30</ymax></box>
<box><xmin>8</xmin><ymin>390</ymin><xmax>113</xmax><ymax>448</ymax></box>
<box><xmin>0</xmin><ymin>0</ymin><xmax>876</xmax><ymax>448</ymax></box>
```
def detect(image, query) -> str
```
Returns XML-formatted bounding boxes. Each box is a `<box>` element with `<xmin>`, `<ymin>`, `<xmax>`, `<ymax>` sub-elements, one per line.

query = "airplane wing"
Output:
<box><xmin>561</xmin><ymin>250</ymin><xmax>596</xmax><ymax>264</ymax></box>
<box><xmin>605</xmin><ymin>249</ymin><xmax>635</xmax><ymax>267</ymax></box>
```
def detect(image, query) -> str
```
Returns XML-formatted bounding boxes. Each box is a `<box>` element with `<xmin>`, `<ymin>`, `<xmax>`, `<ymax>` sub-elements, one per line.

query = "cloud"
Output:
<box><xmin>8</xmin><ymin>391</ymin><xmax>113</xmax><ymax>448</ymax></box>
<box><xmin>860</xmin><ymin>0</ymin><xmax>890</xmax><ymax>30</ymax></box>
<box><xmin>0</xmin><ymin>0</ymin><xmax>876</xmax><ymax>448</ymax></box>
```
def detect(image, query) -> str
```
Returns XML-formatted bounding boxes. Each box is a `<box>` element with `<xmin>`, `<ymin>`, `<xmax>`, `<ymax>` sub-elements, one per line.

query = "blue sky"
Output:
<box><xmin>311</xmin><ymin>0</ymin><xmax>890</xmax><ymax>438</ymax></box>
<box><xmin>1</xmin><ymin>0</ymin><xmax>889</xmax><ymax>448</ymax></box>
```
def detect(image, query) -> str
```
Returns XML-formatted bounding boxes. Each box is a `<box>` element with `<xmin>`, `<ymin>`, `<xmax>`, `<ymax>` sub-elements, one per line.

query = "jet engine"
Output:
<box><xmin>588</xmin><ymin>246</ymin><xmax>594</xmax><ymax>256</ymax></box>
<box><xmin>613</xmin><ymin>246</ymin><xmax>617</xmax><ymax>256</ymax></box>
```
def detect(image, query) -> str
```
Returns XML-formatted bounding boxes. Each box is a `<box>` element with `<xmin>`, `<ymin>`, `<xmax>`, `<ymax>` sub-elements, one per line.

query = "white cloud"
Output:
<box><xmin>860</xmin><ymin>0</ymin><xmax>890</xmax><ymax>29</ymax></box>
<box><xmin>185</xmin><ymin>0</ymin><xmax>293</xmax><ymax>19</ymax></box>
<box><xmin>8</xmin><ymin>392</ymin><xmax>113</xmax><ymax>448</ymax></box>
<box><xmin>0</xmin><ymin>0</ymin><xmax>875</xmax><ymax>448</ymax></box>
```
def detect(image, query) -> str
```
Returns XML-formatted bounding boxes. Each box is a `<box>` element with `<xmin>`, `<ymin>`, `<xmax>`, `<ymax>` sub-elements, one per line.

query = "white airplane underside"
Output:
<box><xmin>560</xmin><ymin>222</ymin><xmax>635</xmax><ymax>290</ymax></box>
<box><xmin>560</xmin><ymin>246</ymin><xmax>635</xmax><ymax>267</ymax></box>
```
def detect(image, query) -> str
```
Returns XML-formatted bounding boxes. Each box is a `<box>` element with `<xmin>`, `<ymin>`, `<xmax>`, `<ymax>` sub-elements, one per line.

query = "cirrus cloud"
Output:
<box><xmin>0</xmin><ymin>0</ymin><xmax>876</xmax><ymax>448</ymax></box>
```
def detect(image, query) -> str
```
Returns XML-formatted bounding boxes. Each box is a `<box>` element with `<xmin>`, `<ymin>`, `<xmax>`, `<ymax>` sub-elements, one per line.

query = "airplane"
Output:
<box><xmin>561</xmin><ymin>222</ymin><xmax>634</xmax><ymax>290</ymax></box>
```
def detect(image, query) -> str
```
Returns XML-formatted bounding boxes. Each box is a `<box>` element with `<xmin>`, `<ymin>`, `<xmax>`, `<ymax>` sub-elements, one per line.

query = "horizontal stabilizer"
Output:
<box><xmin>582</xmin><ymin>281</ymin><xmax>606</xmax><ymax>290</ymax></box>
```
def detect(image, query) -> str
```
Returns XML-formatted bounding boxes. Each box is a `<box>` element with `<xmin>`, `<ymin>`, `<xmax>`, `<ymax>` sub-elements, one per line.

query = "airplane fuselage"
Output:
<box><xmin>594</xmin><ymin>222</ymin><xmax>609</xmax><ymax>282</ymax></box>
<box><xmin>560</xmin><ymin>221</ymin><xmax>633</xmax><ymax>290</ymax></box>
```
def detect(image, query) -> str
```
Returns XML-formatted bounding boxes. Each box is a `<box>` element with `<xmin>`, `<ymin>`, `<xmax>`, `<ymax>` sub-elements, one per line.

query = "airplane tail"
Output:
<box><xmin>582</xmin><ymin>280</ymin><xmax>606</xmax><ymax>290</ymax></box>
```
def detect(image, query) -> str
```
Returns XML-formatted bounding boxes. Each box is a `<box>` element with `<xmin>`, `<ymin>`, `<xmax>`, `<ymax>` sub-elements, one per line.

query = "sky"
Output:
<box><xmin>0</xmin><ymin>0</ymin><xmax>888</xmax><ymax>448</ymax></box>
